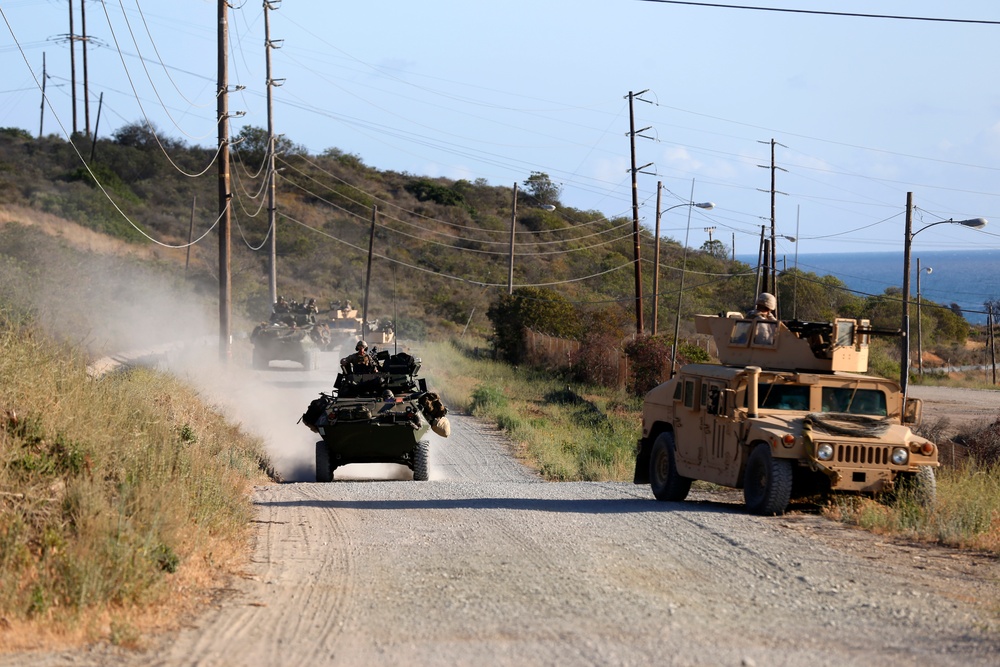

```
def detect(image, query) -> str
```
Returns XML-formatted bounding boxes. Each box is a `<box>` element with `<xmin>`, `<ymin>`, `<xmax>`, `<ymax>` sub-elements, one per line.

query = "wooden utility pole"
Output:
<box><xmin>264</xmin><ymin>0</ymin><xmax>282</xmax><ymax>306</ymax></box>
<box><xmin>508</xmin><ymin>182</ymin><xmax>517</xmax><ymax>295</ymax></box>
<box><xmin>81</xmin><ymin>0</ymin><xmax>90</xmax><ymax>136</ymax></box>
<box><xmin>68</xmin><ymin>0</ymin><xmax>77</xmax><ymax>135</ymax></box>
<box><xmin>363</xmin><ymin>206</ymin><xmax>377</xmax><ymax>340</ymax></box>
<box><xmin>627</xmin><ymin>90</ymin><xmax>653</xmax><ymax>335</ymax></box>
<box><xmin>38</xmin><ymin>52</ymin><xmax>46</xmax><ymax>138</ymax></box>
<box><xmin>757</xmin><ymin>139</ymin><xmax>787</xmax><ymax>294</ymax></box>
<box><xmin>217</xmin><ymin>0</ymin><xmax>232</xmax><ymax>362</ymax></box>
<box><xmin>652</xmin><ymin>181</ymin><xmax>662</xmax><ymax>335</ymax></box>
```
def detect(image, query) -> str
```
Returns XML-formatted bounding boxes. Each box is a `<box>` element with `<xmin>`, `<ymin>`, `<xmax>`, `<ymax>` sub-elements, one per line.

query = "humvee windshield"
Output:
<box><xmin>821</xmin><ymin>387</ymin><xmax>887</xmax><ymax>416</ymax></box>
<box><xmin>757</xmin><ymin>383</ymin><xmax>809</xmax><ymax>411</ymax></box>
<box><xmin>751</xmin><ymin>384</ymin><xmax>887</xmax><ymax>415</ymax></box>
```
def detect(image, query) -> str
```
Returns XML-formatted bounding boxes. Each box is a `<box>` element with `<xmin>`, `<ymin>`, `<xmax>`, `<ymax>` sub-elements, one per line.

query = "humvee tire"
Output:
<box><xmin>252</xmin><ymin>347</ymin><xmax>269</xmax><ymax>370</ymax></box>
<box><xmin>316</xmin><ymin>441</ymin><xmax>333</xmax><ymax>483</ymax></box>
<box><xmin>894</xmin><ymin>465</ymin><xmax>937</xmax><ymax>509</ymax></box>
<box><xmin>412</xmin><ymin>440</ymin><xmax>430</xmax><ymax>481</ymax></box>
<box><xmin>649</xmin><ymin>432</ymin><xmax>692</xmax><ymax>502</ymax></box>
<box><xmin>743</xmin><ymin>442</ymin><xmax>793</xmax><ymax>515</ymax></box>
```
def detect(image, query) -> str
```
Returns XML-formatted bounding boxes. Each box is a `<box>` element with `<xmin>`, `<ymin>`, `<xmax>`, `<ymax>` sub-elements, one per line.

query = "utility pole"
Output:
<box><xmin>363</xmin><ymin>206</ymin><xmax>377</xmax><ymax>340</ymax></box>
<box><xmin>264</xmin><ymin>0</ymin><xmax>284</xmax><ymax>307</ymax></box>
<box><xmin>757</xmin><ymin>139</ymin><xmax>787</xmax><ymax>295</ymax></box>
<box><xmin>217</xmin><ymin>0</ymin><xmax>233</xmax><ymax>362</ymax></box>
<box><xmin>704</xmin><ymin>226</ymin><xmax>716</xmax><ymax>243</ymax></box>
<box><xmin>652</xmin><ymin>181</ymin><xmax>662</xmax><ymax>335</ymax></box>
<box><xmin>508</xmin><ymin>182</ymin><xmax>517</xmax><ymax>295</ymax></box>
<box><xmin>38</xmin><ymin>52</ymin><xmax>46</xmax><ymax>138</ymax></box>
<box><xmin>627</xmin><ymin>90</ymin><xmax>653</xmax><ymax>336</ymax></box>
<box><xmin>81</xmin><ymin>0</ymin><xmax>90</xmax><ymax>136</ymax></box>
<box><xmin>68</xmin><ymin>0</ymin><xmax>77</xmax><ymax>136</ymax></box>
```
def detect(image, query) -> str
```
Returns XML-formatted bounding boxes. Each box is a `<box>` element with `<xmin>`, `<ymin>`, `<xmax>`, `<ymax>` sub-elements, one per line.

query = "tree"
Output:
<box><xmin>486</xmin><ymin>287</ymin><xmax>581</xmax><ymax>363</ymax></box>
<box><xmin>701</xmin><ymin>239</ymin><xmax>728</xmax><ymax>259</ymax></box>
<box><xmin>522</xmin><ymin>172</ymin><xmax>561</xmax><ymax>207</ymax></box>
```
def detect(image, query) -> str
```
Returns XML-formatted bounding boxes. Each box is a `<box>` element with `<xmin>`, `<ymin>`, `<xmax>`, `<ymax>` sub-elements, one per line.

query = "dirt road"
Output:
<box><xmin>6</xmin><ymin>403</ymin><xmax>1000</xmax><ymax>667</ymax></box>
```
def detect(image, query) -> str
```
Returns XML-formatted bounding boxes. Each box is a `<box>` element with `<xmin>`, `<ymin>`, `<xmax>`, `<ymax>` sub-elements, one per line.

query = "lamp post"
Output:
<box><xmin>508</xmin><ymin>183</ymin><xmax>556</xmax><ymax>295</ymax></box>
<box><xmin>777</xmin><ymin>233</ymin><xmax>797</xmax><ymax>319</ymax></box>
<box><xmin>901</xmin><ymin>191</ymin><xmax>987</xmax><ymax>396</ymax></box>
<box><xmin>667</xmin><ymin>190</ymin><xmax>716</xmax><ymax>377</ymax></box>
<box><xmin>916</xmin><ymin>258</ymin><xmax>932</xmax><ymax>376</ymax></box>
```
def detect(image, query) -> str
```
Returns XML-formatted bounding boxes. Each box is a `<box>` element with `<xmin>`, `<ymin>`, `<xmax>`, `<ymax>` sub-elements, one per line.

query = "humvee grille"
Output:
<box><xmin>835</xmin><ymin>443</ymin><xmax>890</xmax><ymax>466</ymax></box>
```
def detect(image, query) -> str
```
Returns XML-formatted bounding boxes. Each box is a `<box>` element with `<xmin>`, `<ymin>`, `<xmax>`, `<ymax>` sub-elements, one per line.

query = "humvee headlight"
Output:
<box><xmin>891</xmin><ymin>448</ymin><xmax>909</xmax><ymax>465</ymax></box>
<box><xmin>816</xmin><ymin>443</ymin><xmax>834</xmax><ymax>461</ymax></box>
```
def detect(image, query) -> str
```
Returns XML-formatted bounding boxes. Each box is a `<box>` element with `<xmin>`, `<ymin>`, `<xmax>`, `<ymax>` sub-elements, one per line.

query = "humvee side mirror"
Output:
<box><xmin>903</xmin><ymin>397</ymin><xmax>922</xmax><ymax>425</ymax></box>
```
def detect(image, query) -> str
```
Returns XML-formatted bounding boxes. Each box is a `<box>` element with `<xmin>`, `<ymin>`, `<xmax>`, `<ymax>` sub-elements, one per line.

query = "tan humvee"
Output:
<box><xmin>634</xmin><ymin>313</ymin><xmax>938</xmax><ymax>515</ymax></box>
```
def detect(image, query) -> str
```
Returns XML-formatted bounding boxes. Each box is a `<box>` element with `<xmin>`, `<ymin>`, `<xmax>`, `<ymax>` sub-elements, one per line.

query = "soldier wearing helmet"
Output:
<box><xmin>747</xmin><ymin>292</ymin><xmax>777</xmax><ymax>320</ymax></box>
<box><xmin>747</xmin><ymin>293</ymin><xmax>778</xmax><ymax>345</ymax></box>
<box><xmin>340</xmin><ymin>340</ymin><xmax>375</xmax><ymax>373</ymax></box>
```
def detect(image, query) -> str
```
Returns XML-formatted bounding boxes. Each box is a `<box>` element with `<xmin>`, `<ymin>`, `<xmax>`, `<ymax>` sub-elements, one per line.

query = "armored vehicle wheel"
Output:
<box><xmin>649</xmin><ymin>432</ymin><xmax>691</xmax><ymax>502</ymax></box>
<box><xmin>743</xmin><ymin>443</ymin><xmax>793</xmax><ymax>516</ymax></box>
<box><xmin>412</xmin><ymin>440</ymin><xmax>429</xmax><ymax>481</ymax></box>
<box><xmin>316</xmin><ymin>441</ymin><xmax>333</xmax><ymax>483</ymax></box>
<box><xmin>252</xmin><ymin>348</ymin><xmax>269</xmax><ymax>370</ymax></box>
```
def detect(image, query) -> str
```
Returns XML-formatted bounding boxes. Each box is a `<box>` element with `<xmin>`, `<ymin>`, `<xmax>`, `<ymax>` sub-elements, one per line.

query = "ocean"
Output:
<box><xmin>735</xmin><ymin>249</ymin><xmax>1000</xmax><ymax>325</ymax></box>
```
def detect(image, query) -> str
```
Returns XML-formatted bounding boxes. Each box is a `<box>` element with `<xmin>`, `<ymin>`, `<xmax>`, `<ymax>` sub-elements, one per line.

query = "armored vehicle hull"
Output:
<box><xmin>251</xmin><ymin>325</ymin><xmax>321</xmax><ymax>370</ymax></box>
<box><xmin>635</xmin><ymin>314</ymin><xmax>938</xmax><ymax>515</ymax></box>
<box><xmin>301</xmin><ymin>350</ymin><xmax>449</xmax><ymax>481</ymax></box>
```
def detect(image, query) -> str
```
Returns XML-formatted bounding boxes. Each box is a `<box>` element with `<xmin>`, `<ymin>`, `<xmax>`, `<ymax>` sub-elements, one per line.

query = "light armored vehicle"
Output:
<box><xmin>634</xmin><ymin>313</ymin><xmax>939</xmax><ymax>515</ymax></box>
<box><xmin>250</xmin><ymin>305</ymin><xmax>328</xmax><ymax>370</ymax></box>
<box><xmin>300</xmin><ymin>346</ymin><xmax>450</xmax><ymax>481</ymax></box>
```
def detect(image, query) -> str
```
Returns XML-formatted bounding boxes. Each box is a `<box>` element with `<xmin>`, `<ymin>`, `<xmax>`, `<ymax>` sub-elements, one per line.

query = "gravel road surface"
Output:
<box><xmin>4</xmin><ymin>361</ymin><xmax>999</xmax><ymax>667</ymax></box>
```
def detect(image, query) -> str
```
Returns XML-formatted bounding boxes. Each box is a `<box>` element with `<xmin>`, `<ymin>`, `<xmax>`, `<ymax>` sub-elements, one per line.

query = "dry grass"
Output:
<box><xmin>0</xmin><ymin>318</ymin><xmax>273</xmax><ymax>651</ymax></box>
<box><xmin>420</xmin><ymin>338</ymin><xmax>640</xmax><ymax>481</ymax></box>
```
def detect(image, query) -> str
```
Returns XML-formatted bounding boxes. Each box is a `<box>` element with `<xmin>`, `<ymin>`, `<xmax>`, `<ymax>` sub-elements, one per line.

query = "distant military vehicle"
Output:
<box><xmin>319</xmin><ymin>301</ymin><xmax>364</xmax><ymax>350</ymax></box>
<box><xmin>634</xmin><ymin>313</ymin><xmax>939</xmax><ymax>515</ymax></box>
<box><xmin>250</xmin><ymin>298</ymin><xmax>330</xmax><ymax>370</ymax></box>
<box><xmin>300</xmin><ymin>345</ymin><xmax>450</xmax><ymax>481</ymax></box>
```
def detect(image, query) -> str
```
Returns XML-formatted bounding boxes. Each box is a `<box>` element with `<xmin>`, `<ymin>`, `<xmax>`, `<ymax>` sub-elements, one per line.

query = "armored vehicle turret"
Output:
<box><xmin>634</xmin><ymin>313</ymin><xmax>938</xmax><ymax>515</ymax></box>
<box><xmin>300</xmin><ymin>345</ymin><xmax>450</xmax><ymax>481</ymax></box>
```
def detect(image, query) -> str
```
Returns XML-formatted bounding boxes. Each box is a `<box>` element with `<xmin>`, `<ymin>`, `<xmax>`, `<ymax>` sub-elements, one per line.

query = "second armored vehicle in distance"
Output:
<box><xmin>634</xmin><ymin>313</ymin><xmax>939</xmax><ymax>515</ymax></box>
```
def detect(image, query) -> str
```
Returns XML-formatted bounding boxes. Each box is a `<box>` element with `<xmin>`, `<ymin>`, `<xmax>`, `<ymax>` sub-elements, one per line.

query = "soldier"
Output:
<box><xmin>340</xmin><ymin>340</ymin><xmax>375</xmax><ymax>373</ymax></box>
<box><xmin>747</xmin><ymin>293</ymin><xmax>778</xmax><ymax>345</ymax></box>
<box><xmin>746</xmin><ymin>292</ymin><xmax>777</xmax><ymax>320</ymax></box>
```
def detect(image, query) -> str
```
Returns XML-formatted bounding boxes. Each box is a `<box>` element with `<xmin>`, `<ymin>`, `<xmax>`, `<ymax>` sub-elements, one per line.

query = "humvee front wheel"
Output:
<box><xmin>315</xmin><ymin>441</ymin><xmax>333</xmax><ymax>483</ymax></box>
<box><xmin>649</xmin><ymin>432</ymin><xmax>692</xmax><ymax>502</ymax></box>
<box><xmin>894</xmin><ymin>465</ymin><xmax>936</xmax><ymax>509</ymax></box>
<box><xmin>743</xmin><ymin>443</ymin><xmax>793</xmax><ymax>516</ymax></box>
<box><xmin>412</xmin><ymin>440</ymin><xmax>430</xmax><ymax>481</ymax></box>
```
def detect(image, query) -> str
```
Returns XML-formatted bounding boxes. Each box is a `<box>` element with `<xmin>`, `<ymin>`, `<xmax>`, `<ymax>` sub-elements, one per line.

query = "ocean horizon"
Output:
<box><xmin>735</xmin><ymin>248</ymin><xmax>1000</xmax><ymax>325</ymax></box>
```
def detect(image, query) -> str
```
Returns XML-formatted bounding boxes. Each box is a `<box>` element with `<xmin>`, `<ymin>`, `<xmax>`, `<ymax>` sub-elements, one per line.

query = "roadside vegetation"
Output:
<box><xmin>0</xmin><ymin>315</ymin><xmax>274</xmax><ymax>650</ymax></box>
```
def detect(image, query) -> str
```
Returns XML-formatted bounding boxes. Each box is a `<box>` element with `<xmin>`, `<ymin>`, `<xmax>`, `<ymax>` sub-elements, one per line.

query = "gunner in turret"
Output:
<box><xmin>747</xmin><ymin>292</ymin><xmax>777</xmax><ymax>320</ymax></box>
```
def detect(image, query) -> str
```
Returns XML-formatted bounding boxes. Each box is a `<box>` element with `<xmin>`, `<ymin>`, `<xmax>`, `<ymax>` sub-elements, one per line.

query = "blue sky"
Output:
<box><xmin>2</xmin><ymin>0</ymin><xmax>1000</xmax><ymax>257</ymax></box>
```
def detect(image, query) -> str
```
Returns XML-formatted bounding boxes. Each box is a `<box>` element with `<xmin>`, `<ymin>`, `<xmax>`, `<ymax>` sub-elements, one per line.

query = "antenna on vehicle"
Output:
<box><xmin>393</xmin><ymin>264</ymin><xmax>398</xmax><ymax>356</ymax></box>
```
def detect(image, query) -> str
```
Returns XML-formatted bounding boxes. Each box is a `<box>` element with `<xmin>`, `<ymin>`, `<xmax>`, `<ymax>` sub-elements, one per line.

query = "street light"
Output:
<box><xmin>901</xmin><ymin>191</ymin><xmax>987</xmax><ymax>395</ymax></box>
<box><xmin>666</xmin><ymin>195</ymin><xmax>716</xmax><ymax>378</ymax></box>
<box><xmin>508</xmin><ymin>183</ymin><xmax>556</xmax><ymax>294</ymax></box>
<box><xmin>916</xmin><ymin>259</ymin><xmax>932</xmax><ymax>376</ymax></box>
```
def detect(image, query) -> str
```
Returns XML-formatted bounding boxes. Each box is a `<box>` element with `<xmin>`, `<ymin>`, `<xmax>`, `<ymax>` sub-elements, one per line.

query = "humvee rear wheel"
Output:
<box><xmin>649</xmin><ymin>432</ymin><xmax>692</xmax><ymax>502</ymax></box>
<box><xmin>743</xmin><ymin>443</ymin><xmax>793</xmax><ymax>516</ymax></box>
<box><xmin>412</xmin><ymin>440</ymin><xmax>430</xmax><ymax>481</ymax></box>
<box><xmin>315</xmin><ymin>442</ymin><xmax>333</xmax><ymax>483</ymax></box>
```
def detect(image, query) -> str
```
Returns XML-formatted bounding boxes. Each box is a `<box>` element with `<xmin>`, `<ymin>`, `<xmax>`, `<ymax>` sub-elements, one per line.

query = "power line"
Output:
<box><xmin>637</xmin><ymin>1</ymin><xmax>1000</xmax><ymax>25</ymax></box>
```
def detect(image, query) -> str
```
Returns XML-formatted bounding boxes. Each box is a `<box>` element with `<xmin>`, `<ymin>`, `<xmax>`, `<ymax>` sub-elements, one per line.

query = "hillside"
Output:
<box><xmin>0</xmin><ymin>125</ymin><xmax>981</xmax><ymax>367</ymax></box>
